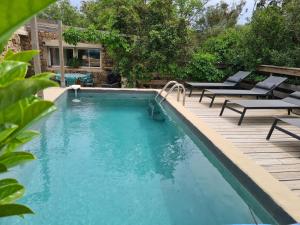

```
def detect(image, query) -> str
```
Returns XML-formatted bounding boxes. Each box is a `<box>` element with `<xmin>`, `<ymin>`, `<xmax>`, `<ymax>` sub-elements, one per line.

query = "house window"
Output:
<box><xmin>64</xmin><ymin>48</ymin><xmax>74</xmax><ymax>66</ymax></box>
<box><xmin>48</xmin><ymin>47</ymin><xmax>101</xmax><ymax>68</ymax></box>
<box><xmin>78</xmin><ymin>49</ymin><xmax>100</xmax><ymax>67</ymax></box>
<box><xmin>49</xmin><ymin>48</ymin><xmax>60</xmax><ymax>66</ymax></box>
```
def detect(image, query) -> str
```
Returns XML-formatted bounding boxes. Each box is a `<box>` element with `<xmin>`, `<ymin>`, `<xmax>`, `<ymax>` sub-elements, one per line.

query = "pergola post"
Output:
<box><xmin>58</xmin><ymin>20</ymin><xmax>65</xmax><ymax>87</ymax></box>
<box><xmin>30</xmin><ymin>16</ymin><xmax>43</xmax><ymax>98</ymax></box>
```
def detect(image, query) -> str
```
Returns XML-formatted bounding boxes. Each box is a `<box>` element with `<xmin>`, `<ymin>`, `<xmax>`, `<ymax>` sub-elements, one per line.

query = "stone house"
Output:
<box><xmin>5</xmin><ymin>19</ymin><xmax>113</xmax><ymax>86</ymax></box>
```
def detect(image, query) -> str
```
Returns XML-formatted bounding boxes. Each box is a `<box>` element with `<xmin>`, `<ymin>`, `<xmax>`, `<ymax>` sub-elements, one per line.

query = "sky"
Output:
<box><xmin>70</xmin><ymin>0</ymin><xmax>256</xmax><ymax>24</ymax></box>
<box><xmin>208</xmin><ymin>0</ymin><xmax>256</xmax><ymax>24</ymax></box>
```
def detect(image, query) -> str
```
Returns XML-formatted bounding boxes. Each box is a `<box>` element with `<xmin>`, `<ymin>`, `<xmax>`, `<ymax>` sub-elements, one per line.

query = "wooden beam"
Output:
<box><xmin>30</xmin><ymin>16</ymin><xmax>43</xmax><ymax>98</ymax></box>
<box><xmin>257</xmin><ymin>65</ymin><xmax>300</xmax><ymax>77</ymax></box>
<box><xmin>58</xmin><ymin>20</ymin><xmax>65</xmax><ymax>87</ymax></box>
<box><xmin>30</xmin><ymin>16</ymin><xmax>41</xmax><ymax>74</ymax></box>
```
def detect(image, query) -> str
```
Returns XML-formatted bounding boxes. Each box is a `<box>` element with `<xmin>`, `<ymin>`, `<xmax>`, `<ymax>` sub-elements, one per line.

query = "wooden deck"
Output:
<box><xmin>172</xmin><ymin>92</ymin><xmax>300</xmax><ymax>198</ymax></box>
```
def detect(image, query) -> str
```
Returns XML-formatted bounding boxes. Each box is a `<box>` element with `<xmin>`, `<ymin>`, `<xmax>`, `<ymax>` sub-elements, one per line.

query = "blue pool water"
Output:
<box><xmin>1</xmin><ymin>92</ymin><xmax>278</xmax><ymax>225</ymax></box>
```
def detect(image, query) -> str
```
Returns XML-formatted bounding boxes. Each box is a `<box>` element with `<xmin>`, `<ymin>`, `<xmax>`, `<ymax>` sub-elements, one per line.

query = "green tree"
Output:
<box><xmin>201</xmin><ymin>0</ymin><xmax>300</xmax><ymax>73</ymax></box>
<box><xmin>39</xmin><ymin>0</ymin><xmax>85</xmax><ymax>27</ymax></box>
<box><xmin>185</xmin><ymin>51</ymin><xmax>223</xmax><ymax>81</ymax></box>
<box><xmin>242</xmin><ymin>3</ymin><xmax>300</xmax><ymax>68</ymax></box>
<box><xmin>202</xmin><ymin>27</ymin><xmax>246</xmax><ymax>74</ymax></box>
<box><xmin>197</xmin><ymin>0</ymin><xmax>245</xmax><ymax>36</ymax></box>
<box><xmin>173</xmin><ymin>0</ymin><xmax>204</xmax><ymax>27</ymax></box>
<box><xmin>66</xmin><ymin>0</ymin><xmax>200</xmax><ymax>85</ymax></box>
<box><xmin>256</xmin><ymin>0</ymin><xmax>284</xmax><ymax>8</ymax></box>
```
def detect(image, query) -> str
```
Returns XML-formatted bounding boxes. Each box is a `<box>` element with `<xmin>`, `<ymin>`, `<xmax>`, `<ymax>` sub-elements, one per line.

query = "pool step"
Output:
<box><xmin>148</xmin><ymin>101</ymin><xmax>165</xmax><ymax>122</ymax></box>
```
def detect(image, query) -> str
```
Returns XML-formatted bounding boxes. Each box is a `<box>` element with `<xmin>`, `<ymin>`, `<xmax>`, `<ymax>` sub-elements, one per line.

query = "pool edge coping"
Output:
<box><xmin>51</xmin><ymin>87</ymin><xmax>300</xmax><ymax>223</ymax></box>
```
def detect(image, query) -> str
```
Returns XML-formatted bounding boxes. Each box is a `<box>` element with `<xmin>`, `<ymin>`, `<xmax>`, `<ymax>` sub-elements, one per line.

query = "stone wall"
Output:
<box><xmin>3</xmin><ymin>34</ymin><xmax>21</xmax><ymax>53</ymax></box>
<box><xmin>1</xmin><ymin>33</ymin><xmax>22</xmax><ymax>59</ymax></box>
<box><xmin>19</xmin><ymin>35</ymin><xmax>34</xmax><ymax>75</ymax></box>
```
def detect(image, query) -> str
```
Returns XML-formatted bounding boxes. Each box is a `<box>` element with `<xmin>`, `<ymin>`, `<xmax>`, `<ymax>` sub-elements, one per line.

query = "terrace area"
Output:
<box><xmin>176</xmin><ymin>92</ymin><xmax>300</xmax><ymax>197</ymax></box>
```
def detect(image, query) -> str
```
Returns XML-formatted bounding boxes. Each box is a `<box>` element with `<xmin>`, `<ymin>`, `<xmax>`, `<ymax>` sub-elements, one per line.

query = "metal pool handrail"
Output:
<box><xmin>157</xmin><ymin>82</ymin><xmax>186</xmax><ymax>106</ymax></box>
<box><xmin>155</xmin><ymin>80</ymin><xmax>178</xmax><ymax>101</ymax></box>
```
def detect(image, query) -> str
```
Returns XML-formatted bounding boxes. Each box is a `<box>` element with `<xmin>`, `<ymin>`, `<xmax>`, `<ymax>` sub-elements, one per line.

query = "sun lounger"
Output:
<box><xmin>267</xmin><ymin>117</ymin><xmax>300</xmax><ymax>140</ymax></box>
<box><xmin>185</xmin><ymin>71</ymin><xmax>251</xmax><ymax>97</ymax></box>
<box><xmin>219</xmin><ymin>91</ymin><xmax>300</xmax><ymax>125</ymax></box>
<box><xmin>200</xmin><ymin>76</ymin><xmax>287</xmax><ymax>107</ymax></box>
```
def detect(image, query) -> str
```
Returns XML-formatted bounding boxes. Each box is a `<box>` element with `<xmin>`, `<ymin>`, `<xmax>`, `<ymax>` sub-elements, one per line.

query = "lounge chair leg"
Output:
<box><xmin>209</xmin><ymin>95</ymin><xmax>216</xmax><ymax>107</ymax></box>
<box><xmin>267</xmin><ymin>119</ymin><xmax>278</xmax><ymax>140</ymax></box>
<box><xmin>220</xmin><ymin>100</ymin><xmax>228</xmax><ymax>116</ymax></box>
<box><xmin>189</xmin><ymin>87</ymin><xmax>193</xmax><ymax>97</ymax></box>
<box><xmin>199</xmin><ymin>90</ymin><xmax>205</xmax><ymax>102</ymax></box>
<box><xmin>238</xmin><ymin>108</ymin><xmax>247</xmax><ymax>126</ymax></box>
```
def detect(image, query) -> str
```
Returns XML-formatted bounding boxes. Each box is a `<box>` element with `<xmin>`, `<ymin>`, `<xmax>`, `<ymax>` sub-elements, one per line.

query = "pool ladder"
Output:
<box><xmin>155</xmin><ymin>81</ymin><xmax>186</xmax><ymax>106</ymax></box>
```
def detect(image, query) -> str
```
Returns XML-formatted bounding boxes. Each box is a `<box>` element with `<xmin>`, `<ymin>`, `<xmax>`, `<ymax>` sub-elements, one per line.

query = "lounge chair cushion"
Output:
<box><xmin>255</xmin><ymin>81</ymin><xmax>276</xmax><ymax>90</ymax></box>
<box><xmin>290</xmin><ymin>92</ymin><xmax>300</xmax><ymax>99</ymax></box>
<box><xmin>226</xmin><ymin>76</ymin><xmax>241</xmax><ymax>83</ymax></box>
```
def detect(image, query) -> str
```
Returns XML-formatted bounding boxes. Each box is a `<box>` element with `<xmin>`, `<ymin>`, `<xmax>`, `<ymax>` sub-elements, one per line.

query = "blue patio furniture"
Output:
<box><xmin>55</xmin><ymin>73</ymin><xmax>90</xmax><ymax>86</ymax></box>
<box><xmin>82</xmin><ymin>73</ymin><xmax>94</xmax><ymax>87</ymax></box>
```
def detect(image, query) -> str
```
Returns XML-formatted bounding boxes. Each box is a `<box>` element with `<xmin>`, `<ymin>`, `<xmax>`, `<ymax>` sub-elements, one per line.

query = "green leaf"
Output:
<box><xmin>32</xmin><ymin>72</ymin><xmax>55</xmax><ymax>80</ymax></box>
<box><xmin>3</xmin><ymin>130</ymin><xmax>39</xmax><ymax>153</ymax></box>
<box><xmin>0</xmin><ymin>179</ymin><xmax>18</xmax><ymax>187</ymax></box>
<box><xmin>0</xmin><ymin>78</ymin><xmax>57</xmax><ymax>110</ymax></box>
<box><xmin>0</xmin><ymin>152</ymin><xmax>35</xmax><ymax>168</ymax></box>
<box><xmin>0</xmin><ymin>96</ymin><xmax>38</xmax><ymax>125</ymax></box>
<box><xmin>0</xmin><ymin>204</ymin><xmax>33</xmax><ymax>217</ymax></box>
<box><xmin>0</xmin><ymin>124</ymin><xmax>18</xmax><ymax>143</ymax></box>
<box><xmin>3</xmin><ymin>49</ymin><xmax>14</xmax><ymax>59</ymax></box>
<box><xmin>15</xmin><ymin>130</ymin><xmax>39</xmax><ymax>144</ymax></box>
<box><xmin>4</xmin><ymin>50</ymin><xmax>39</xmax><ymax>63</ymax></box>
<box><xmin>0</xmin><ymin>41</ymin><xmax>8</xmax><ymax>55</ymax></box>
<box><xmin>0</xmin><ymin>163</ymin><xmax>7</xmax><ymax>173</ymax></box>
<box><xmin>22</xmin><ymin>101</ymin><xmax>55</xmax><ymax>129</ymax></box>
<box><xmin>0</xmin><ymin>61</ymin><xmax>28</xmax><ymax>86</ymax></box>
<box><xmin>0</xmin><ymin>183</ymin><xmax>24</xmax><ymax>204</ymax></box>
<box><xmin>0</xmin><ymin>0</ymin><xmax>56</xmax><ymax>45</ymax></box>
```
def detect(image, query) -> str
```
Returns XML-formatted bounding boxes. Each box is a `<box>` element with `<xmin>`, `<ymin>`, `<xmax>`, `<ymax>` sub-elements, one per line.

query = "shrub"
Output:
<box><xmin>185</xmin><ymin>51</ymin><xmax>223</xmax><ymax>82</ymax></box>
<box><xmin>201</xmin><ymin>27</ymin><xmax>246</xmax><ymax>75</ymax></box>
<box><xmin>241</xmin><ymin>6</ymin><xmax>290</xmax><ymax>69</ymax></box>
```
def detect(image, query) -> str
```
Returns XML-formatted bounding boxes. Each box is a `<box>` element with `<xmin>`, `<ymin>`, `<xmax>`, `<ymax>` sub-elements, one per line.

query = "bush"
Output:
<box><xmin>185</xmin><ymin>52</ymin><xmax>223</xmax><ymax>82</ymax></box>
<box><xmin>201</xmin><ymin>27</ymin><xmax>246</xmax><ymax>75</ymax></box>
<box><xmin>241</xmin><ymin>6</ymin><xmax>290</xmax><ymax>69</ymax></box>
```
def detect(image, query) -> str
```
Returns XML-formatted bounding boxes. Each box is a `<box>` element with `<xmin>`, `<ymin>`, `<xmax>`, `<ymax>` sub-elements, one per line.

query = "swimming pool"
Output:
<box><xmin>1</xmin><ymin>91</ymin><xmax>281</xmax><ymax>224</ymax></box>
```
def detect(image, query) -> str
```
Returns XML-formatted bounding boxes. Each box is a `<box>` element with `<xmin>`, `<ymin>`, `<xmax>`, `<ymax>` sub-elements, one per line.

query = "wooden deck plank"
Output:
<box><xmin>264</xmin><ymin>164</ymin><xmax>300</xmax><ymax>172</ymax></box>
<box><xmin>172</xmin><ymin>93</ymin><xmax>300</xmax><ymax>196</ymax></box>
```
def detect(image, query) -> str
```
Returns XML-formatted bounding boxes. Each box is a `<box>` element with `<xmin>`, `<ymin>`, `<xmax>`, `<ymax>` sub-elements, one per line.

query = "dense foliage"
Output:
<box><xmin>63</xmin><ymin>0</ymin><xmax>247</xmax><ymax>84</ymax></box>
<box><xmin>64</xmin><ymin>0</ymin><xmax>197</xmax><ymax>85</ymax></box>
<box><xmin>184</xmin><ymin>52</ymin><xmax>223</xmax><ymax>81</ymax></box>
<box><xmin>0</xmin><ymin>0</ymin><xmax>56</xmax><ymax>218</ymax></box>
<box><xmin>57</xmin><ymin>0</ymin><xmax>300</xmax><ymax>83</ymax></box>
<box><xmin>197</xmin><ymin>1</ymin><xmax>246</xmax><ymax>39</ymax></box>
<box><xmin>201</xmin><ymin>27</ymin><xmax>245</xmax><ymax>74</ymax></box>
<box><xmin>39</xmin><ymin>0</ymin><xmax>85</xmax><ymax>27</ymax></box>
<box><xmin>202</xmin><ymin>0</ymin><xmax>300</xmax><ymax>75</ymax></box>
